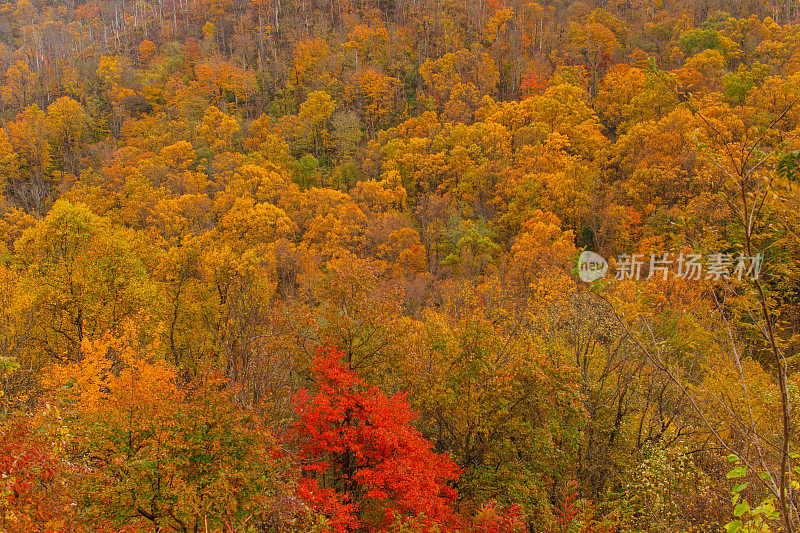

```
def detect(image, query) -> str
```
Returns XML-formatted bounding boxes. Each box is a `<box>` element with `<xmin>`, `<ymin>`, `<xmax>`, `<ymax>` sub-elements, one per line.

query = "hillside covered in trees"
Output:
<box><xmin>0</xmin><ymin>0</ymin><xmax>799</xmax><ymax>531</ymax></box>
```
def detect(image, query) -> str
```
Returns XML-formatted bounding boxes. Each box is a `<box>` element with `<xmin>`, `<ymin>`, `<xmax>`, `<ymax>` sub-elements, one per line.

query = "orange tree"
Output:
<box><xmin>42</xmin><ymin>327</ymin><xmax>290</xmax><ymax>532</ymax></box>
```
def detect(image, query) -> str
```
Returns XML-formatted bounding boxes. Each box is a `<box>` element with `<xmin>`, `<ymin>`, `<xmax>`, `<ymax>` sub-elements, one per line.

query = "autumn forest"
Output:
<box><xmin>0</xmin><ymin>0</ymin><xmax>799</xmax><ymax>531</ymax></box>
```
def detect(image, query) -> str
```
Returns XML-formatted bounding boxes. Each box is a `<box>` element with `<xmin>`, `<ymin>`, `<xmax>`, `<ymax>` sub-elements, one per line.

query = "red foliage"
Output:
<box><xmin>469</xmin><ymin>500</ymin><xmax>526</xmax><ymax>533</ymax></box>
<box><xmin>519</xmin><ymin>70</ymin><xmax>548</xmax><ymax>98</ymax></box>
<box><xmin>182</xmin><ymin>38</ymin><xmax>203</xmax><ymax>69</ymax></box>
<box><xmin>555</xmin><ymin>483</ymin><xmax>580</xmax><ymax>532</ymax></box>
<box><xmin>292</xmin><ymin>345</ymin><xmax>460</xmax><ymax>532</ymax></box>
<box><xmin>0</xmin><ymin>415</ymin><xmax>72</xmax><ymax>531</ymax></box>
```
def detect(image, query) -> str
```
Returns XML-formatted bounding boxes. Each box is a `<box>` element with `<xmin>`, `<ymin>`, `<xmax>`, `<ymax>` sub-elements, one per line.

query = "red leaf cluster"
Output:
<box><xmin>292</xmin><ymin>345</ymin><xmax>461</xmax><ymax>532</ymax></box>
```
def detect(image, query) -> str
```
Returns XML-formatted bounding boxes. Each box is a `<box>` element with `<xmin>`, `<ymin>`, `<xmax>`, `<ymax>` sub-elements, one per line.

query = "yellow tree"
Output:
<box><xmin>199</xmin><ymin>105</ymin><xmax>240</xmax><ymax>152</ymax></box>
<box><xmin>159</xmin><ymin>140</ymin><xmax>210</xmax><ymax>195</ymax></box>
<box><xmin>595</xmin><ymin>64</ymin><xmax>646</xmax><ymax>133</ymax></box>
<box><xmin>289</xmin><ymin>38</ymin><xmax>337</xmax><ymax>103</ymax></box>
<box><xmin>245</xmin><ymin>114</ymin><xmax>292</xmax><ymax>169</ymax></box>
<box><xmin>194</xmin><ymin>58</ymin><xmax>258</xmax><ymax>110</ymax></box>
<box><xmin>400</xmin><ymin>304</ymin><xmax>583</xmax><ymax>516</ymax></box>
<box><xmin>420</xmin><ymin>52</ymin><xmax>461</xmax><ymax>109</ymax></box>
<box><xmin>14</xmin><ymin>201</ymin><xmax>160</xmax><ymax>363</ymax></box>
<box><xmin>0</xmin><ymin>128</ymin><xmax>23</xmax><ymax>201</ymax></box>
<box><xmin>6</xmin><ymin>104</ymin><xmax>51</xmax><ymax>213</ymax></box>
<box><xmin>298</xmin><ymin>90</ymin><xmax>335</xmax><ymax>158</ymax></box>
<box><xmin>347</xmin><ymin>68</ymin><xmax>401</xmax><ymax>137</ymax></box>
<box><xmin>95</xmin><ymin>56</ymin><xmax>135</xmax><ymax>135</ymax></box>
<box><xmin>1</xmin><ymin>61</ymin><xmax>37</xmax><ymax>111</ymax></box>
<box><xmin>46</xmin><ymin>96</ymin><xmax>90</xmax><ymax>175</ymax></box>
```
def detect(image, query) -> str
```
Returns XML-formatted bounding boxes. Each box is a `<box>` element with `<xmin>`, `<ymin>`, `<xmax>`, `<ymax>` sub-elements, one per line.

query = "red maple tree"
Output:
<box><xmin>292</xmin><ymin>345</ymin><xmax>460</xmax><ymax>532</ymax></box>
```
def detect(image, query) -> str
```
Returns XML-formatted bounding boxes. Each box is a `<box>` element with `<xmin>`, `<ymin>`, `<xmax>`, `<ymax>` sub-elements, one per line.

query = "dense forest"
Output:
<box><xmin>0</xmin><ymin>0</ymin><xmax>799</xmax><ymax>531</ymax></box>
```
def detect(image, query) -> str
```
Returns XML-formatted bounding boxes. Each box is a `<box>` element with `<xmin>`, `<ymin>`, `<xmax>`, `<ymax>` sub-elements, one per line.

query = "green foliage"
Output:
<box><xmin>723</xmin><ymin>456</ymin><xmax>780</xmax><ymax>533</ymax></box>
<box><xmin>776</xmin><ymin>151</ymin><xmax>800</xmax><ymax>182</ymax></box>
<box><xmin>624</xmin><ymin>444</ymin><xmax>716</xmax><ymax>532</ymax></box>
<box><xmin>723</xmin><ymin>63</ymin><xmax>769</xmax><ymax>104</ymax></box>
<box><xmin>291</xmin><ymin>153</ymin><xmax>320</xmax><ymax>188</ymax></box>
<box><xmin>679</xmin><ymin>29</ymin><xmax>723</xmax><ymax>57</ymax></box>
